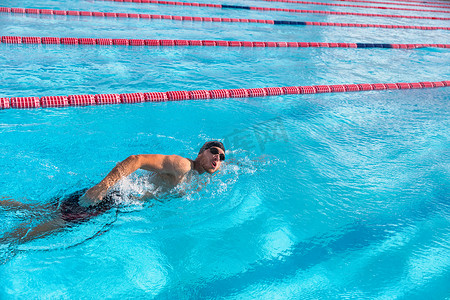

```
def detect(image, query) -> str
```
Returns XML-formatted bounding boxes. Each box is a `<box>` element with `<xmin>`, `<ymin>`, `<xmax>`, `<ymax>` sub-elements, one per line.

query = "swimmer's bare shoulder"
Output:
<box><xmin>140</xmin><ymin>154</ymin><xmax>192</xmax><ymax>177</ymax></box>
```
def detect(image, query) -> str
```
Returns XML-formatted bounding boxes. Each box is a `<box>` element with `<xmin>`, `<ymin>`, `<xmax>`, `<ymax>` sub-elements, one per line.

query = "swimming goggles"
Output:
<box><xmin>209</xmin><ymin>147</ymin><xmax>225</xmax><ymax>161</ymax></box>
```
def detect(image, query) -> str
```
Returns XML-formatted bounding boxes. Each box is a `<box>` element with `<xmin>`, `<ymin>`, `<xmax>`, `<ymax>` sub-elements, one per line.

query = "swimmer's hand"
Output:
<box><xmin>78</xmin><ymin>183</ymin><xmax>108</xmax><ymax>207</ymax></box>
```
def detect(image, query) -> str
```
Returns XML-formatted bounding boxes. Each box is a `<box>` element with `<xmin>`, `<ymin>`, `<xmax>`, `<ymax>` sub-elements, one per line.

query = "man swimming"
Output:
<box><xmin>0</xmin><ymin>141</ymin><xmax>226</xmax><ymax>244</ymax></box>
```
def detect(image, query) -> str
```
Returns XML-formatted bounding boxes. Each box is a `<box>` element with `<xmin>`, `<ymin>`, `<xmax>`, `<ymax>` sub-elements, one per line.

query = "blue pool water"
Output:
<box><xmin>1</xmin><ymin>0</ymin><xmax>450</xmax><ymax>298</ymax></box>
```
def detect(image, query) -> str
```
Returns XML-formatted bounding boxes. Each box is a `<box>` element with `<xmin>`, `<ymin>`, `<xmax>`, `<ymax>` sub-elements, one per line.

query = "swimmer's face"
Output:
<box><xmin>200</xmin><ymin>146</ymin><xmax>225</xmax><ymax>174</ymax></box>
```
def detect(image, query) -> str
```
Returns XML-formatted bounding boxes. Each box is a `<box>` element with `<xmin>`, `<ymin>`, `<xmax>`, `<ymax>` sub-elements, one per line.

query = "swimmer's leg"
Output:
<box><xmin>0</xmin><ymin>197</ymin><xmax>53</xmax><ymax>212</ymax></box>
<box><xmin>0</xmin><ymin>216</ymin><xmax>66</xmax><ymax>244</ymax></box>
<box><xmin>0</xmin><ymin>197</ymin><xmax>33</xmax><ymax>210</ymax></box>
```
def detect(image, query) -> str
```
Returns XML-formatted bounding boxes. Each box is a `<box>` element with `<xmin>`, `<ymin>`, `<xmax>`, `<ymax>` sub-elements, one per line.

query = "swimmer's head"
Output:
<box><xmin>195</xmin><ymin>141</ymin><xmax>226</xmax><ymax>174</ymax></box>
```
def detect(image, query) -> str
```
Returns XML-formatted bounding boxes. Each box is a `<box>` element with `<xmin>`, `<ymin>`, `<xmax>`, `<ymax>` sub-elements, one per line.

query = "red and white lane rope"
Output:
<box><xmin>2</xmin><ymin>36</ymin><xmax>450</xmax><ymax>48</ymax></box>
<box><xmin>368</xmin><ymin>0</ymin><xmax>450</xmax><ymax>6</ymax></box>
<box><xmin>326</xmin><ymin>0</ymin><xmax>450</xmax><ymax>9</ymax></box>
<box><xmin>1</xmin><ymin>81</ymin><xmax>448</xmax><ymax>110</ymax></box>
<box><xmin>94</xmin><ymin>0</ymin><xmax>450</xmax><ymax>20</ymax></box>
<box><xmin>250</xmin><ymin>0</ymin><xmax>450</xmax><ymax>12</ymax></box>
<box><xmin>1</xmin><ymin>8</ymin><xmax>449</xmax><ymax>30</ymax></box>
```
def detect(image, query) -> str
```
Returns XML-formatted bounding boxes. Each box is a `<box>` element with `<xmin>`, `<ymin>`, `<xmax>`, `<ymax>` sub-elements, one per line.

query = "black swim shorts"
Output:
<box><xmin>58</xmin><ymin>189</ymin><xmax>115</xmax><ymax>224</ymax></box>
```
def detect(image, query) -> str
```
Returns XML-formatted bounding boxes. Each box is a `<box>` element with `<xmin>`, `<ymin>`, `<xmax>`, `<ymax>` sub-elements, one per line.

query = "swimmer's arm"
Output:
<box><xmin>79</xmin><ymin>155</ymin><xmax>189</xmax><ymax>207</ymax></box>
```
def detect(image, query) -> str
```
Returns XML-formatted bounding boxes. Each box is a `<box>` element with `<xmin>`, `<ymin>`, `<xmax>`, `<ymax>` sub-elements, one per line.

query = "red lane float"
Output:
<box><xmin>1</xmin><ymin>6</ymin><xmax>449</xmax><ymax>22</ymax></box>
<box><xmin>41</xmin><ymin>96</ymin><xmax>69</xmax><ymax>108</ymax></box>
<box><xmin>95</xmin><ymin>94</ymin><xmax>121</xmax><ymax>105</ymax></box>
<box><xmin>121</xmin><ymin>92</ymin><xmax>145</xmax><ymax>103</ymax></box>
<box><xmin>255</xmin><ymin>0</ymin><xmax>450</xmax><ymax>12</ymax></box>
<box><xmin>68</xmin><ymin>94</ymin><xmax>96</xmax><ymax>106</ymax></box>
<box><xmin>2</xmin><ymin>36</ymin><xmax>450</xmax><ymax>48</ymax></box>
<box><xmin>0</xmin><ymin>98</ymin><xmax>10</xmax><ymax>109</ymax></box>
<box><xmin>1</xmin><ymin>7</ymin><xmax>449</xmax><ymax>30</ymax></box>
<box><xmin>1</xmin><ymin>81</ymin><xmax>448</xmax><ymax>110</ymax></box>
<box><xmin>144</xmin><ymin>92</ymin><xmax>169</xmax><ymax>102</ymax></box>
<box><xmin>10</xmin><ymin>97</ymin><xmax>41</xmax><ymax>109</ymax></box>
<box><xmin>190</xmin><ymin>90</ymin><xmax>212</xmax><ymax>99</ymax></box>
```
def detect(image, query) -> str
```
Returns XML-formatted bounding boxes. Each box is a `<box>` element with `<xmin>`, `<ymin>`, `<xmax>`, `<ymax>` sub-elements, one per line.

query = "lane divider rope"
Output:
<box><xmin>247</xmin><ymin>0</ymin><xmax>450</xmax><ymax>12</ymax></box>
<box><xmin>93</xmin><ymin>0</ymin><xmax>450</xmax><ymax>20</ymax></box>
<box><xmin>2</xmin><ymin>36</ymin><xmax>449</xmax><ymax>48</ymax></box>
<box><xmin>277</xmin><ymin>0</ymin><xmax>450</xmax><ymax>9</ymax></box>
<box><xmin>362</xmin><ymin>0</ymin><xmax>450</xmax><ymax>6</ymax></box>
<box><xmin>1</xmin><ymin>8</ymin><xmax>449</xmax><ymax>30</ymax></box>
<box><xmin>1</xmin><ymin>81</ymin><xmax>448</xmax><ymax>110</ymax></box>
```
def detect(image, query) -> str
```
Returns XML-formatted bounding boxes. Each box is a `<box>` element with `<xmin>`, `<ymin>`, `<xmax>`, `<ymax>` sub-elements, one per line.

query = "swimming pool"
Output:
<box><xmin>1</xmin><ymin>0</ymin><xmax>449</xmax><ymax>298</ymax></box>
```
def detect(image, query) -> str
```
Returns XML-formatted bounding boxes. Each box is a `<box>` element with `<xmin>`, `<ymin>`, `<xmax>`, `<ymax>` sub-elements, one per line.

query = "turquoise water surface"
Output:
<box><xmin>0</xmin><ymin>0</ymin><xmax>449</xmax><ymax>298</ymax></box>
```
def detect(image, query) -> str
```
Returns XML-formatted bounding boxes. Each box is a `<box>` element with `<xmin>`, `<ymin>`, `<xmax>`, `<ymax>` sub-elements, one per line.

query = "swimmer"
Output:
<box><xmin>0</xmin><ymin>141</ymin><xmax>226</xmax><ymax>245</ymax></box>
